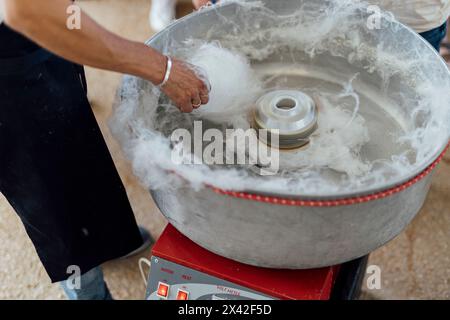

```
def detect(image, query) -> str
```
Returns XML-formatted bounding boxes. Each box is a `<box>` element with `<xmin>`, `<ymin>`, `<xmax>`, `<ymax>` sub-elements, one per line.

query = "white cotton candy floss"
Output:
<box><xmin>277</xmin><ymin>94</ymin><xmax>371</xmax><ymax>177</ymax></box>
<box><xmin>187</xmin><ymin>42</ymin><xmax>263</xmax><ymax>123</ymax></box>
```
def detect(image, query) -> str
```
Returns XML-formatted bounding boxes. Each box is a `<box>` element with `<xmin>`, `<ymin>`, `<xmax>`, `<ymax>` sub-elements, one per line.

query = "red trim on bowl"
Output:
<box><xmin>209</xmin><ymin>143</ymin><xmax>449</xmax><ymax>207</ymax></box>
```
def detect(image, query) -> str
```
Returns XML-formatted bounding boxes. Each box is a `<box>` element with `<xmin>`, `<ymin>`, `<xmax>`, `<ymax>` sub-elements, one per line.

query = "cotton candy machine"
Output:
<box><xmin>112</xmin><ymin>0</ymin><xmax>450</xmax><ymax>269</ymax></box>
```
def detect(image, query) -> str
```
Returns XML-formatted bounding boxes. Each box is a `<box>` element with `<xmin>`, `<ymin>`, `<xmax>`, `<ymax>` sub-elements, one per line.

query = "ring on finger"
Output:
<box><xmin>192</xmin><ymin>100</ymin><xmax>202</xmax><ymax>108</ymax></box>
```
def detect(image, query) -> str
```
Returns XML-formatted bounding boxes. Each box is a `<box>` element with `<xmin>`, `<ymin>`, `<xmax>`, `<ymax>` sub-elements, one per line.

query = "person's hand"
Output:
<box><xmin>161</xmin><ymin>57</ymin><xmax>210</xmax><ymax>113</ymax></box>
<box><xmin>192</xmin><ymin>0</ymin><xmax>218</xmax><ymax>10</ymax></box>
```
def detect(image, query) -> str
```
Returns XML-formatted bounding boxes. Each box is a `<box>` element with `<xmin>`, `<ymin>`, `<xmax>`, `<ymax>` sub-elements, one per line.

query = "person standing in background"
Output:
<box><xmin>373</xmin><ymin>0</ymin><xmax>449</xmax><ymax>51</ymax></box>
<box><xmin>150</xmin><ymin>0</ymin><xmax>214</xmax><ymax>31</ymax></box>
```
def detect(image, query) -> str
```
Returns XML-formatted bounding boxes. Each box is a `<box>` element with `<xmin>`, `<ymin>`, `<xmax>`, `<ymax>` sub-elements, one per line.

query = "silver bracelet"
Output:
<box><xmin>160</xmin><ymin>55</ymin><xmax>172</xmax><ymax>87</ymax></box>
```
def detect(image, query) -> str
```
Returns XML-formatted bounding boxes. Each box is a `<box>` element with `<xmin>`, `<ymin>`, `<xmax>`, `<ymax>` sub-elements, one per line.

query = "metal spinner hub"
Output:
<box><xmin>253</xmin><ymin>90</ymin><xmax>318</xmax><ymax>149</ymax></box>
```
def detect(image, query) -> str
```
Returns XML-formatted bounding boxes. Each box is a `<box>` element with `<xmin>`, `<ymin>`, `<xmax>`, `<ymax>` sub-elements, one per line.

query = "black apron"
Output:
<box><xmin>0</xmin><ymin>24</ymin><xmax>143</xmax><ymax>282</ymax></box>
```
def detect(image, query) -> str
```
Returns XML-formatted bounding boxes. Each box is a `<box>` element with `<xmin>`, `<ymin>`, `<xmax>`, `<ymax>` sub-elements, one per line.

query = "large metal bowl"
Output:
<box><xmin>115</xmin><ymin>0</ymin><xmax>450</xmax><ymax>268</ymax></box>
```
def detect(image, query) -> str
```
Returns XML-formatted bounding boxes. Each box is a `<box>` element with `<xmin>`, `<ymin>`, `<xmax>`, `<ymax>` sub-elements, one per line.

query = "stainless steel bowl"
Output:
<box><xmin>115</xmin><ymin>0</ymin><xmax>450</xmax><ymax>268</ymax></box>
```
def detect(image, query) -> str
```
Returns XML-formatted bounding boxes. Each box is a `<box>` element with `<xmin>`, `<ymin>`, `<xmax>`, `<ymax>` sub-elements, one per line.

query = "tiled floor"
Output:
<box><xmin>0</xmin><ymin>0</ymin><xmax>448</xmax><ymax>299</ymax></box>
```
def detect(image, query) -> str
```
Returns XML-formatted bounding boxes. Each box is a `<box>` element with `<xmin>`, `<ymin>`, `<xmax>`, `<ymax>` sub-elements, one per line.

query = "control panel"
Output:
<box><xmin>146</xmin><ymin>256</ymin><xmax>274</xmax><ymax>300</ymax></box>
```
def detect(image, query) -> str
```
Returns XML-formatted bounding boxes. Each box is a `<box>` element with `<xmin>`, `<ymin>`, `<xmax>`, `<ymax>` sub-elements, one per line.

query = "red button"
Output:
<box><xmin>176</xmin><ymin>289</ymin><xmax>189</xmax><ymax>300</ymax></box>
<box><xmin>157</xmin><ymin>282</ymin><xmax>169</xmax><ymax>298</ymax></box>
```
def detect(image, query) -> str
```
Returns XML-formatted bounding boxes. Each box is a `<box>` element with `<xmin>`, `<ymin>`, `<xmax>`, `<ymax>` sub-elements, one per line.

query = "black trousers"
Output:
<box><xmin>0</xmin><ymin>49</ymin><xmax>143</xmax><ymax>282</ymax></box>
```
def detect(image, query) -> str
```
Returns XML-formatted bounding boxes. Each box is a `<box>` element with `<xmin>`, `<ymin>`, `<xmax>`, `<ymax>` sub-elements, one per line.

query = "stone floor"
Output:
<box><xmin>0</xmin><ymin>0</ymin><xmax>449</xmax><ymax>300</ymax></box>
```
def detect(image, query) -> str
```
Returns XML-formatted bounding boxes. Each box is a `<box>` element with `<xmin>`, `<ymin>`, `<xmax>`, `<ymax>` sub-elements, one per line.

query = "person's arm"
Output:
<box><xmin>2</xmin><ymin>0</ymin><xmax>208</xmax><ymax>112</ymax></box>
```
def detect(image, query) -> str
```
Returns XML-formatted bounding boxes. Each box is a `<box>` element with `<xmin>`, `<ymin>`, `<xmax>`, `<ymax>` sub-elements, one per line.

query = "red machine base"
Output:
<box><xmin>147</xmin><ymin>224</ymin><xmax>345</xmax><ymax>300</ymax></box>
